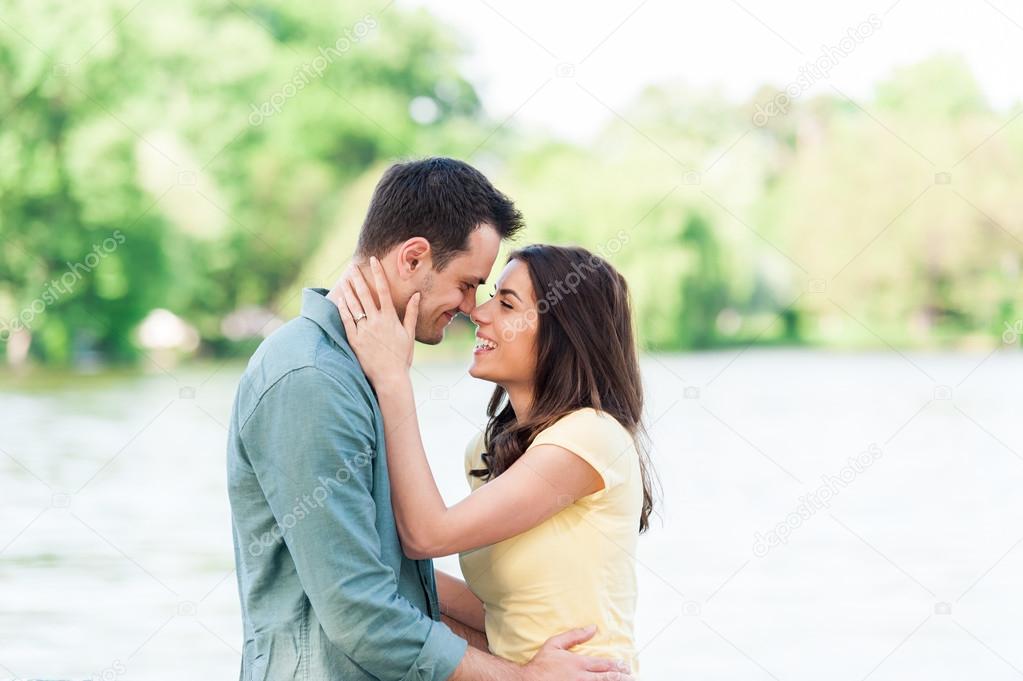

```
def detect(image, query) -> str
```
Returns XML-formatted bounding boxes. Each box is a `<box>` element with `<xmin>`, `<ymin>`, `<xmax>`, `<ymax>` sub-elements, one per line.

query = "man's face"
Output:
<box><xmin>412</xmin><ymin>225</ymin><xmax>501</xmax><ymax>345</ymax></box>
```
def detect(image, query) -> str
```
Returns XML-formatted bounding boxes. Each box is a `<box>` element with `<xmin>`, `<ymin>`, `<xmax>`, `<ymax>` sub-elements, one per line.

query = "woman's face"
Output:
<box><xmin>468</xmin><ymin>259</ymin><xmax>538</xmax><ymax>386</ymax></box>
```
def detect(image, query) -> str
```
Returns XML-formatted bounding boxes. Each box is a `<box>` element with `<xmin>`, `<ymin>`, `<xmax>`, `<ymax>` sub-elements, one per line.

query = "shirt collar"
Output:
<box><xmin>300</xmin><ymin>288</ymin><xmax>351</xmax><ymax>350</ymax></box>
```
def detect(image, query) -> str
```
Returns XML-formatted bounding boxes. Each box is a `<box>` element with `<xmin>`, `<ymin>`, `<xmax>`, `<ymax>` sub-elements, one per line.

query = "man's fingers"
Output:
<box><xmin>543</xmin><ymin>625</ymin><xmax>597</xmax><ymax>651</ymax></box>
<box><xmin>403</xmin><ymin>292</ymin><xmax>421</xmax><ymax>339</ymax></box>
<box><xmin>369</xmin><ymin>257</ymin><xmax>394</xmax><ymax>314</ymax></box>
<box><xmin>580</xmin><ymin>657</ymin><xmax>630</xmax><ymax>674</ymax></box>
<box><xmin>349</xmin><ymin>265</ymin><xmax>377</xmax><ymax>318</ymax></box>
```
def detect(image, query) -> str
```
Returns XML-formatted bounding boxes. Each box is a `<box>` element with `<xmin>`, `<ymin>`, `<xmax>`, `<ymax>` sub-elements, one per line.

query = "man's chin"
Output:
<box><xmin>415</xmin><ymin>329</ymin><xmax>445</xmax><ymax>346</ymax></box>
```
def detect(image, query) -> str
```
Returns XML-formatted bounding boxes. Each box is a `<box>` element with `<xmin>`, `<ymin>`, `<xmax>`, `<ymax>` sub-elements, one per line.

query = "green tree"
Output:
<box><xmin>0</xmin><ymin>0</ymin><xmax>485</xmax><ymax>364</ymax></box>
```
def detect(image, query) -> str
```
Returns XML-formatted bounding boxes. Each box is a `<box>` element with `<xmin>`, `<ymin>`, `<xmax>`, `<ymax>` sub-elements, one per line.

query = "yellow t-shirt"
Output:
<box><xmin>458</xmin><ymin>408</ymin><xmax>642</xmax><ymax>670</ymax></box>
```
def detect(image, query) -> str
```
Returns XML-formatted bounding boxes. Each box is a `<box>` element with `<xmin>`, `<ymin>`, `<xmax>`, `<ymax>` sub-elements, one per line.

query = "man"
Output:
<box><xmin>227</xmin><ymin>158</ymin><xmax>632</xmax><ymax>680</ymax></box>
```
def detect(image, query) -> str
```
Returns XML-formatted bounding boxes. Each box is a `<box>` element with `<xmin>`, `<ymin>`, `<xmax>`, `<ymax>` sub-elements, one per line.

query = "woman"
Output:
<box><xmin>335</xmin><ymin>244</ymin><xmax>655</xmax><ymax>671</ymax></box>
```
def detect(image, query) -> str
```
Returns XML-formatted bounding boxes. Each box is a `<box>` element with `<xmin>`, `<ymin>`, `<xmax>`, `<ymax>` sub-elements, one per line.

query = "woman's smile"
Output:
<box><xmin>473</xmin><ymin>332</ymin><xmax>499</xmax><ymax>355</ymax></box>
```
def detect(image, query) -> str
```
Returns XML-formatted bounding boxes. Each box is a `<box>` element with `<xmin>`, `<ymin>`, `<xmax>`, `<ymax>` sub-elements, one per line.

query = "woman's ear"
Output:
<box><xmin>396</xmin><ymin>237</ymin><xmax>432</xmax><ymax>280</ymax></box>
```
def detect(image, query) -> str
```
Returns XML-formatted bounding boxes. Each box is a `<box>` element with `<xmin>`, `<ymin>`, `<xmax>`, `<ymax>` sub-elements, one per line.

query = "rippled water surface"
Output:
<box><xmin>2</xmin><ymin>349</ymin><xmax>1021</xmax><ymax>680</ymax></box>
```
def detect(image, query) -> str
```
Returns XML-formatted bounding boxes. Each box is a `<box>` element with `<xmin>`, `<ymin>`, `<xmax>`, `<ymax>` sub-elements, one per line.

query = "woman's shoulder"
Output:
<box><xmin>463</xmin><ymin>430</ymin><xmax>487</xmax><ymax>488</ymax></box>
<box><xmin>530</xmin><ymin>408</ymin><xmax>637</xmax><ymax>492</ymax></box>
<box><xmin>465</xmin><ymin>429</ymin><xmax>486</xmax><ymax>457</ymax></box>
<box><xmin>534</xmin><ymin>407</ymin><xmax>634</xmax><ymax>449</ymax></box>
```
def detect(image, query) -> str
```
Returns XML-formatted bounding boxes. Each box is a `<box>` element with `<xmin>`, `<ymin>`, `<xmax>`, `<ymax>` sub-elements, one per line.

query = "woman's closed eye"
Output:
<box><xmin>488</xmin><ymin>292</ymin><xmax>513</xmax><ymax>309</ymax></box>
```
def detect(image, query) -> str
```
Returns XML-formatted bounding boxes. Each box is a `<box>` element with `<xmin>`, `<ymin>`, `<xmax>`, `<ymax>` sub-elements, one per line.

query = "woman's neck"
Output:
<box><xmin>504</xmin><ymin>383</ymin><xmax>534</xmax><ymax>421</ymax></box>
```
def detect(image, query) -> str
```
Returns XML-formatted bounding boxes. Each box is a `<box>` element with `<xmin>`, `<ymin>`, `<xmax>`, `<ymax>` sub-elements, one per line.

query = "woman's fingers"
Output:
<box><xmin>336</xmin><ymin>287</ymin><xmax>358</xmax><ymax>339</ymax></box>
<box><xmin>342</xmin><ymin>280</ymin><xmax>366</xmax><ymax>325</ymax></box>
<box><xmin>403</xmin><ymin>292</ymin><xmax>421</xmax><ymax>340</ymax></box>
<box><xmin>368</xmin><ymin>257</ymin><xmax>394</xmax><ymax>314</ymax></box>
<box><xmin>348</xmin><ymin>265</ymin><xmax>378</xmax><ymax>318</ymax></box>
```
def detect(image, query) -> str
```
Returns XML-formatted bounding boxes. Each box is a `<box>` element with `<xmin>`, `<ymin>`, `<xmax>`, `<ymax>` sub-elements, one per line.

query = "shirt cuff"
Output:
<box><xmin>401</xmin><ymin>619</ymin><xmax>469</xmax><ymax>681</ymax></box>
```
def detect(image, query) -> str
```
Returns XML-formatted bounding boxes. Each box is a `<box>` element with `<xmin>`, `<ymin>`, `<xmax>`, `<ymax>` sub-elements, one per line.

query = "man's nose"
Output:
<box><xmin>458</xmin><ymin>290</ymin><xmax>477</xmax><ymax>317</ymax></box>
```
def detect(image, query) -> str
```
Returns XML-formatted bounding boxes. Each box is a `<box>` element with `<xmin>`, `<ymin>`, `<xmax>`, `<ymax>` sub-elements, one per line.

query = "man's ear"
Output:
<box><xmin>395</xmin><ymin>237</ymin><xmax>432</xmax><ymax>280</ymax></box>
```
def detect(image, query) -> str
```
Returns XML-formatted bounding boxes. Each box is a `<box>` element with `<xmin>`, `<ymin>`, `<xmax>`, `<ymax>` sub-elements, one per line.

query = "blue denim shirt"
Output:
<box><xmin>227</xmin><ymin>288</ymin><xmax>467</xmax><ymax>681</ymax></box>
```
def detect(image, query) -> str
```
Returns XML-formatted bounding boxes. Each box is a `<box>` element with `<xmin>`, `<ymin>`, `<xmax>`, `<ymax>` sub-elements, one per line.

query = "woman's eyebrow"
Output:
<box><xmin>497</xmin><ymin>287</ymin><xmax>522</xmax><ymax>302</ymax></box>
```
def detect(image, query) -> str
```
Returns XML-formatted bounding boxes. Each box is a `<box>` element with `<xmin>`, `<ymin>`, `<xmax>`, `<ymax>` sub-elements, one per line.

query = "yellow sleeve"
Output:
<box><xmin>529</xmin><ymin>408</ymin><xmax>634</xmax><ymax>491</ymax></box>
<box><xmin>463</xmin><ymin>431</ymin><xmax>487</xmax><ymax>492</ymax></box>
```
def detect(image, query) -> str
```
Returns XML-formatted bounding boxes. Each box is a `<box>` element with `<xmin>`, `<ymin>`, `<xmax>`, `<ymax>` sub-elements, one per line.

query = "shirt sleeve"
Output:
<box><xmin>241</xmin><ymin>366</ymin><xmax>467</xmax><ymax>681</ymax></box>
<box><xmin>463</xmin><ymin>431</ymin><xmax>486</xmax><ymax>492</ymax></box>
<box><xmin>530</xmin><ymin>409</ymin><xmax>634</xmax><ymax>493</ymax></box>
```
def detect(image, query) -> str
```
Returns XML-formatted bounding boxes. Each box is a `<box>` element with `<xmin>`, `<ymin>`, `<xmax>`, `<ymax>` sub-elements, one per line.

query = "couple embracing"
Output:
<box><xmin>227</xmin><ymin>157</ymin><xmax>656</xmax><ymax>681</ymax></box>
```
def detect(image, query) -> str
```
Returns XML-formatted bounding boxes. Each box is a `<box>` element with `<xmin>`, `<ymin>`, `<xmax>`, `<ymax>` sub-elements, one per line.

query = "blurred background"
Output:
<box><xmin>1</xmin><ymin>0</ymin><xmax>1021</xmax><ymax>679</ymax></box>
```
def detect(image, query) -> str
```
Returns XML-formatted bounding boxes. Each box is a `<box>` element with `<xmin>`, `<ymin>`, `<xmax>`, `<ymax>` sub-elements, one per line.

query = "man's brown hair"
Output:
<box><xmin>356</xmin><ymin>158</ymin><xmax>524</xmax><ymax>269</ymax></box>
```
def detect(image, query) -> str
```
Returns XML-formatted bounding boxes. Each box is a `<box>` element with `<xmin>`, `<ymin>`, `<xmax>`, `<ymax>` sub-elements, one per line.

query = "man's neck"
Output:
<box><xmin>327</xmin><ymin>260</ymin><xmax>384</xmax><ymax>311</ymax></box>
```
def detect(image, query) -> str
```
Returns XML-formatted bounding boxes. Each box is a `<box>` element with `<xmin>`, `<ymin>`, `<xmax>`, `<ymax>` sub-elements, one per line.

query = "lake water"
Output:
<box><xmin>2</xmin><ymin>349</ymin><xmax>1021</xmax><ymax>680</ymax></box>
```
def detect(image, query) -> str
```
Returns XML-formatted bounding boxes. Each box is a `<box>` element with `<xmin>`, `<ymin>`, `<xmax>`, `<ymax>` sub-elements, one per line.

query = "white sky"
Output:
<box><xmin>400</xmin><ymin>0</ymin><xmax>1023</xmax><ymax>142</ymax></box>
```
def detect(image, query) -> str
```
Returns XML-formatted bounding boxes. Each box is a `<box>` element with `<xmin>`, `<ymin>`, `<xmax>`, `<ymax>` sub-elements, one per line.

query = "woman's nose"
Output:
<box><xmin>470</xmin><ymin>299</ymin><xmax>490</xmax><ymax>326</ymax></box>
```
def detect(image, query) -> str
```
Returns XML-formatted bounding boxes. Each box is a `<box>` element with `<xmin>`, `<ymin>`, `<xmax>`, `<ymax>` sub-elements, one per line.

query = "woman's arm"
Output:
<box><xmin>437</xmin><ymin>570</ymin><xmax>486</xmax><ymax>633</ymax></box>
<box><xmin>442</xmin><ymin>615</ymin><xmax>489</xmax><ymax>652</ymax></box>
<box><xmin>335</xmin><ymin>258</ymin><xmax>605</xmax><ymax>559</ymax></box>
<box><xmin>374</xmin><ymin>372</ymin><xmax>603</xmax><ymax>558</ymax></box>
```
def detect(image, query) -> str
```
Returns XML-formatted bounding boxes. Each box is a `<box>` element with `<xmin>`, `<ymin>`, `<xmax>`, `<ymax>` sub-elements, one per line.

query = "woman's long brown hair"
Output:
<box><xmin>470</xmin><ymin>244</ymin><xmax>657</xmax><ymax>533</ymax></box>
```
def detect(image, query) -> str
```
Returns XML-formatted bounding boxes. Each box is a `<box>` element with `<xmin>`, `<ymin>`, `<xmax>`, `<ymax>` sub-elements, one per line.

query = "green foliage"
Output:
<box><xmin>501</xmin><ymin>56</ymin><xmax>1021</xmax><ymax>352</ymax></box>
<box><xmin>0</xmin><ymin>0</ymin><xmax>484</xmax><ymax>364</ymax></box>
<box><xmin>0</xmin><ymin>1</ymin><xmax>1019</xmax><ymax>367</ymax></box>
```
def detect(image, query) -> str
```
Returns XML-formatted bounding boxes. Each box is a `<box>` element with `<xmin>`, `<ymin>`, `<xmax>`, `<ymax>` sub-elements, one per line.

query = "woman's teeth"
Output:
<box><xmin>474</xmin><ymin>338</ymin><xmax>498</xmax><ymax>352</ymax></box>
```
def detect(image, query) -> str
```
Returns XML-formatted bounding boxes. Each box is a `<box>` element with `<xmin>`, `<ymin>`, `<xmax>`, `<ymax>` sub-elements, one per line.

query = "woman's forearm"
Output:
<box><xmin>372</xmin><ymin>373</ymin><xmax>606</xmax><ymax>561</ymax></box>
<box><xmin>442</xmin><ymin>614</ymin><xmax>489</xmax><ymax>652</ymax></box>
<box><xmin>437</xmin><ymin>570</ymin><xmax>487</xmax><ymax>632</ymax></box>
<box><xmin>375</xmin><ymin>374</ymin><xmax>454</xmax><ymax>557</ymax></box>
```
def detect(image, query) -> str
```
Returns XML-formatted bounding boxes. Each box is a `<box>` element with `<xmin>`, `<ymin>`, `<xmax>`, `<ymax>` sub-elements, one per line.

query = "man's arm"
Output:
<box><xmin>242</xmin><ymin>366</ymin><xmax>466</xmax><ymax>681</ymax></box>
<box><xmin>450</xmin><ymin>627</ymin><xmax>633</xmax><ymax>681</ymax></box>
<box><xmin>245</xmin><ymin>366</ymin><xmax>633</xmax><ymax>681</ymax></box>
